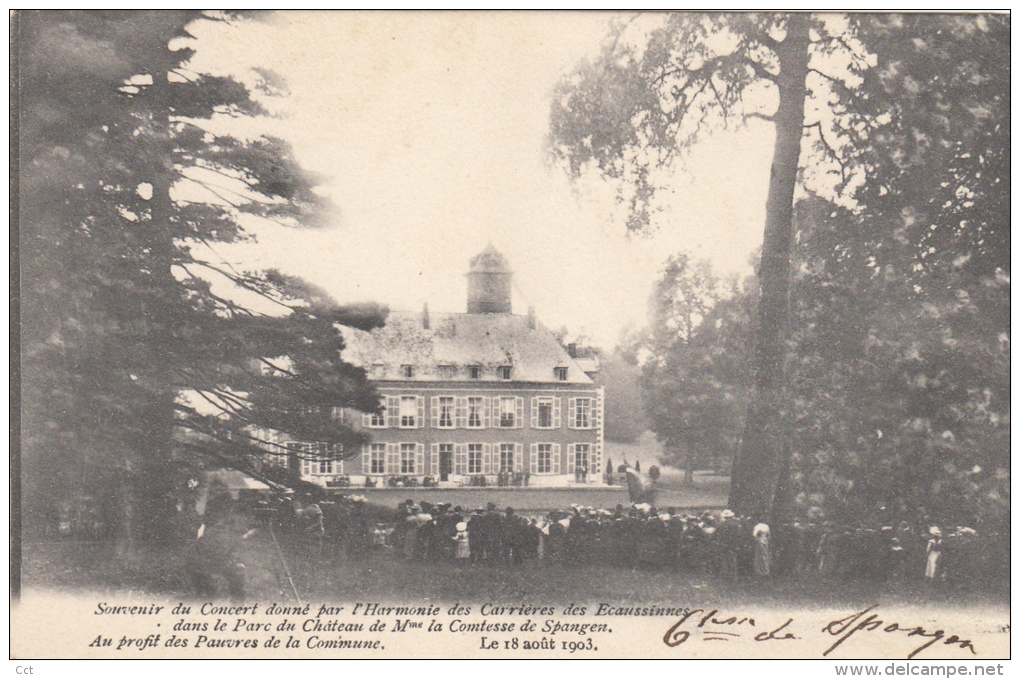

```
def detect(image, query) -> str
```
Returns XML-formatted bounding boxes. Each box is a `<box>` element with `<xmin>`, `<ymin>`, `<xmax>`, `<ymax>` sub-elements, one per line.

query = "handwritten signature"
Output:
<box><xmin>663</xmin><ymin>604</ymin><xmax>978</xmax><ymax>659</ymax></box>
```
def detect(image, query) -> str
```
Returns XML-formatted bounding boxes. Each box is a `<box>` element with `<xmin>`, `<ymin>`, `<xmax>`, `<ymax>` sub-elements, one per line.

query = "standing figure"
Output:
<box><xmin>404</xmin><ymin>506</ymin><xmax>421</xmax><ymax>560</ymax></box>
<box><xmin>925</xmin><ymin>526</ymin><xmax>943</xmax><ymax>581</ymax></box>
<box><xmin>186</xmin><ymin>496</ymin><xmax>255</xmax><ymax>603</ymax></box>
<box><xmin>752</xmin><ymin>522</ymin><xmax>772</xmax><ymax>577</ymax></box>
<box><xmin>453</xmin><ymin>522</ymin><xmax>470</xmax><ymax>560</ymax></box>
<box><xmin>716</xmin><ymin>510</ymin><xmax>739</xmax><ymax>579</ymax></box>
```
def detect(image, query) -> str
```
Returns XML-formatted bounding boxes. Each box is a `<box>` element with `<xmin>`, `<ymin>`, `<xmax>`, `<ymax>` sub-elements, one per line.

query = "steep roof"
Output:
<box><xmin>340</xmin><ymin>311</ymin><xmax>594</xmax><ymax>384</ymax></box>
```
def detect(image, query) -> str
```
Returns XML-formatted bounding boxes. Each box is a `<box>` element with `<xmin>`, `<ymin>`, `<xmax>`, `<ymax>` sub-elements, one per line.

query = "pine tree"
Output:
<box><xmin>18</xmin><ymin>11</ymin><xmax>384</xmax><ymax>546</ymax></box>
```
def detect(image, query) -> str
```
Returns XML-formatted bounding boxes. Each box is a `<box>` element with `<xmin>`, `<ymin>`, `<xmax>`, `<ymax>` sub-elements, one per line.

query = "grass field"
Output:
<box><xmin>21</xmin><ymin>536</ymin><xmax>1007</xmax><ymax>610</ymax></box>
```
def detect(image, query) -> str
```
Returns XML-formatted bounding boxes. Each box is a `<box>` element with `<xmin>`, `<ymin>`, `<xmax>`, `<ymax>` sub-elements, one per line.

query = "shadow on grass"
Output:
<box><xmin>23</xmin><ymin>538</ymin><xmax>1008</xmax><ymax>611</ymax></box>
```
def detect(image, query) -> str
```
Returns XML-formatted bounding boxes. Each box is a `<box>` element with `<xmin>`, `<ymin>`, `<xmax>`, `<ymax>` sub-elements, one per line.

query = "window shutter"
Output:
<box><xmin>515</xmin><ymin>443</ymin><xmax>523</xmax><ymax>471</ymax></box>
<box><xmin>430</xmin><ymin>443</ymin><xmax>439</xmax><ymax>476</ymax></box>
<box><xmin>386</xmin><ymin>443</ymin><xmax>399</xmax><ymax>474</ymax></box>
<box><xmin>529</xmin><ymin>444</ymin><xmax>538</xmax><ymax>474</ymax></box>
<box><xmin>530</xmin><ymin>397</ymin><xmax>539</xmax><ymax>428</ymax></box>
<box><xmin>361</xmin><ymin>445</ymin><xmax>370</xmax><ymax>474</ymax></box>
<box><xmin>566</xmin><ymin>444</ymin><xmax>575</xmax><ymax>474</ymax></box>
<box><xmin>514</xmin><ymin>396</ymin><xmax>523</xmax><ymax>428</ymax></box>
<box><xmin>455</xmin><ymin>444</ymin><xmax>467</xmax><ymax>475</ymax></box>
<box><xmin>552</xmin><ymin>443</ymin><xmax>561</xmax><ymax>475</ymax></box>
<box><xmin>431</xmin><ymin>397</ymin><xmax>439</xmax><ymax>428</ymax></box>
<box><xmin>386</xmin><ymin>396</ymin><xmax>399</xmax><ymax>428</ymax></box>
<box><xmin>417</xmin><ymin>396</ymin><xmax>425</xmax><ymax>428</ymax></box>
<box><xmin>482</xmin><ymin>443</ymin><xmax>492</xmax><ymax>475</ymax></box>
<box><xmin>482</xmin><ymin>397</ymin><xmax>491</xmax><ymax>429</ymax></box>
<box><xmin>456</xmin><ymin>397</ymin><xmax>467</xmax><ymax>429</ymax></box>
<box><xmin>362</xmin><ymin>412</ymin><xmax>372</xmax><ymax>427</ymax></box>
<box><xmin>415</xmin><ymin>443</ymin><xmax>424</xmax><ymax>475</ymax></box>
<box><xmin>552</xmin><ymin>398</ymin><xmax>562</xmax><ymax>429</ymax></box>
<box><xmin>568</xmin><ymin>397</ymin><xmax>577</xmax><ymax>429</ymax></box>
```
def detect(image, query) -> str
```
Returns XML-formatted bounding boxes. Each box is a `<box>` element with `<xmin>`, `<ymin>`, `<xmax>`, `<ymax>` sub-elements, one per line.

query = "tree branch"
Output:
<box><xmin>804</xmin><ymin>120</ymin><xmax>848</xmax><ymax>182</ymax></box>
<box><xmin>807</xmin><ymin>67</ymin><xmax>859</xmax><ymax>101</ymax></box>
<box><xmin>189</xmin><ymin>260</ymin><xmax>297</xmax><ymax>311</ymax></box>
<box><xmin>746</xmin><ymin>58</ymin><xmax>779</xmax><ymax>83</ymax></box>
<box><xmin>259</xmin><ymin>356</ymin><xmax>299</xmax><ymax>378</ymax></box>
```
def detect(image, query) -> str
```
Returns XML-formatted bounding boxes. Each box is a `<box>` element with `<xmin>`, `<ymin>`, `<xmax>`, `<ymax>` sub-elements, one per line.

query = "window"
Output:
<box><xmin>368</xmin><ymin>443</ymin><xmax>386</xmax><ymax>475</ymax></box>
<box><xmin>400</xmin><ymin>443</ymin><xmax>417</xmax><ymax>474</ymax></box>
<box><xmin>555</xmin><ymin>367</ymin><xmax>568</xmax><ymax>381</ymax></box>
<box><xmin>399</xmin><ymin>396</ymin><xmax>418</xmax><ymax>428</ymax></box>
<box><xmin>266</xmin><ymin>453</ymin><xmax>288</xmax><ymax>469</ymax></box>
<box><xmin>574</xmin><ymin>443</ymin><xmax>590</xmax><ymax>470</ymax></box>
<box><xmin>467</xmin><ymin>397</ymin><xmax>484</xmax><ymax>428</ymax></box>
<box><xmin>536</xmin><ymin>443</ymin><xmax>552</xmax><ymax>474</ymax></box>
<box><xmin>292</xmin><ymin>442</ymin><xmax>337</xmax><ymax>476</ymax></box>
<box><xmin>437</xmin><ymin>396</ymin><xmax>455</xmax><ymax>428</ymax></box>
<box><xmin>331</xmin><ymin>407</ymin><xmax>345</xmax><ymax>421</ymax></box>
<box><xmin>499</xmin><ymin>443</ymin><xmax>516</xmax><ymax>472</ymax></box>
<box><xmin>468</xmin><ymin>365</ymin><xmax>482</xmax><ymax>379</ymax></box>
<box><xmin>537</xmin><ymin>398</ymin><xmax>553</xmax><ymax>428</ymax></box>
<box><xmin>467</xmin><ymin>443</ymin><xmax>484</xmax><ymax>475</ymax></box>
<box><xmin>499</xmin><ymin>396</ymin><xmax>516</xmax><ymax>428</ymax></box>
<box><xmin>365</xmin><ymin>399</ymin><xmax>387</xmax><ymax>428</ymax></box>
<box><xmin>497</xmin><ymin>365</ymin><xmax>512</xmax><ymax>380</ymax></box>
<box><xmin>531</xmin><ymin>396</ymin><xmax>561</xmax><ymax>429</ymax></box>
<box><xmin>574</xmin><ymin>397</ymin><xmax>592</xmax><ymax>429</ymax></box>
<box><xmin>438</xmin><ymin>365</ymin><xmax>457</xmax><ymax>378</ymax></box>
<box><xmin>401</xmin><ymin>365</ymin><xmax>415</xmax><ymax>379</ymax></box>
<box><xmin>301</xmin><ymin>457</ymin><xmax>336</xmax><ymax>477</ymax></box>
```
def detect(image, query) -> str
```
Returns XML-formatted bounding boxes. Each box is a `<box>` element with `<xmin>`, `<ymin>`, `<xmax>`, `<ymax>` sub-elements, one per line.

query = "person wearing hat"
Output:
<box><xmin>453</xmin><ymin>521</ymin><xmax>470</xmax><ymax>561</ymax></box>
<box><xmin>468</xmin><ymin>509</ymin><xmax>487</xmax><ymax>564</ymax></box>
<box><xmin>752</xmin><ymin>522</ymin><xmax>772</xmax><ymax>577</ymax></box>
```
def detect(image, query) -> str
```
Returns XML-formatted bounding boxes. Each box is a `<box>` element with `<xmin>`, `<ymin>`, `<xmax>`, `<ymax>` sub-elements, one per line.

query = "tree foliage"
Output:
<box><xmin>19</xmin><ymin>10</ymin><xmax>384</xmax><ymax>544</ymax></box>
<box><xmin>636</xmin><ymin>254</ymin><xmax>754</xmax><ymax>484</ymax></box>
<box><xmin>781</xmin><ymin>15</ymin><xmax>1010</xmax><ymax>528</ymax></box>
<box><xmin>549</xmin><ymin>12</ymin><xmax>1009</xmax><ymax>523</ymax></box>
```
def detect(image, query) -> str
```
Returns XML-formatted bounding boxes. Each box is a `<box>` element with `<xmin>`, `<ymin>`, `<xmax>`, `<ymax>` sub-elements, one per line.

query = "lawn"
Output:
<box><xmin>21</xmin><ymin>536</ymin><xmax>1007</xmax><ymax>611</ymax></box>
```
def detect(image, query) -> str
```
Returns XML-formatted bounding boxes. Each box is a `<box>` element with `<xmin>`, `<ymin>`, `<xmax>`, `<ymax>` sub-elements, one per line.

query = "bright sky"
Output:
<box><xmin>188</xmin><ymin>11</ymin><xmax>774</xmax><ymax>347</ymax></box>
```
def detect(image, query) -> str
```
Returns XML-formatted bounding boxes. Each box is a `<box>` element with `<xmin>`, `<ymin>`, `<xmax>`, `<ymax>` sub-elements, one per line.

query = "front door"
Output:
<box><xmin>439</xmin><ymin>450</ymin><xmax>453</xmax><ymax>482</ymax></box>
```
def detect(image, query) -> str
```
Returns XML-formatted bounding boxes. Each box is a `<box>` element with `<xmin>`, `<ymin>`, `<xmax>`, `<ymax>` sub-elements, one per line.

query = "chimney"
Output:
<box><xmin>422</xmin><ymin>302</ymin><xmax>430</xmax><ymax>329</ymax></box>
<box><xmin>567</xmin><ymin>343</ymin><xmax>577</xmax><ymax>358</ymax></box>
<box><xmin>527</xmin><ymin>306</ymin><xmax>536</xmax><ymax>329</ymax></box>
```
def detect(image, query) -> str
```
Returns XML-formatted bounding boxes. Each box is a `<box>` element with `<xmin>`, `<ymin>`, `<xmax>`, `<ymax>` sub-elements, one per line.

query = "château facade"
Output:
<box><xmin>290</xmin><ymin>245</ymin><xmax>604</xmax><ymax>488</ymax></box>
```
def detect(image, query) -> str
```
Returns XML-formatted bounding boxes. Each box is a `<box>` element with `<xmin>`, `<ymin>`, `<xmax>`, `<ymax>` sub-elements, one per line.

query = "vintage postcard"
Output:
<box><xmin>12</xmin><ymin>11</ymin><xmax>1010</xmax><ymax>664</ymax></box>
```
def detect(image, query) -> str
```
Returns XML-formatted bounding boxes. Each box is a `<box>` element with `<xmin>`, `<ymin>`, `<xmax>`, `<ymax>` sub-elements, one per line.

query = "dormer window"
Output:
<box><xmin>438</xmin><ymin>365</ymin><xmax>457</xmax><ymax>378</ymax></box>
<box><xmin>401</xmin><ymin>365</ymin><xmax>415</xmax><ymax>379</ymax></box>
<box><xmin>497</xmin><ymin>365</ymin><xmax>512</xmax><ymax>380</ymax></box>
<box><xmin>371</xmin><ymin>364</ymin><xmax>386</xmax><ymax>378</ymax></box>
<box><xmin>469</xmin><ymin>365</ymin><xmax>482</xmax><ymax>379</ymax></box>
<box><xmin>554</xmin><ymin>367</ymin><xmax>568</xmax><ymax>381</ymax></box>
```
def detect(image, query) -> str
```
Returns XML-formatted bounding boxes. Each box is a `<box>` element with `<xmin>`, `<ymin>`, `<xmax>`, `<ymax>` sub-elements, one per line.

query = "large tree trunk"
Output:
<box><xmin>131</xmin><ymin>49</ymin><xmax>182</xmax><ymax>547</ymax></box>
<box><xmin>729</xmin><ymin>14</ymin><xmax>810</xmax><ymax>517</ymax></box>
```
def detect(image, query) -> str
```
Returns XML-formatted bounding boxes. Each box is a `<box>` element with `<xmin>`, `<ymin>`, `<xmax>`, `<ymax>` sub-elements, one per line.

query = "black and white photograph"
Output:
<box><xmin>12</xmin><ymin>10</ymin><xmax>1010</xmax><ymax>664</ymax></box>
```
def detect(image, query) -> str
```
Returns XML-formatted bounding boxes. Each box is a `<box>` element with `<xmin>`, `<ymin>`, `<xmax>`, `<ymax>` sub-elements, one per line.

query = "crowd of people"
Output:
<box><xmin>187</xmin><ymin>491</ymin><xmax>1003</xmax><ymax>602</ymax></box>
<box><xmin>366</xmin><ymin>499</ymin><xmax>997</xmax><ymax>584</ymax></box>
